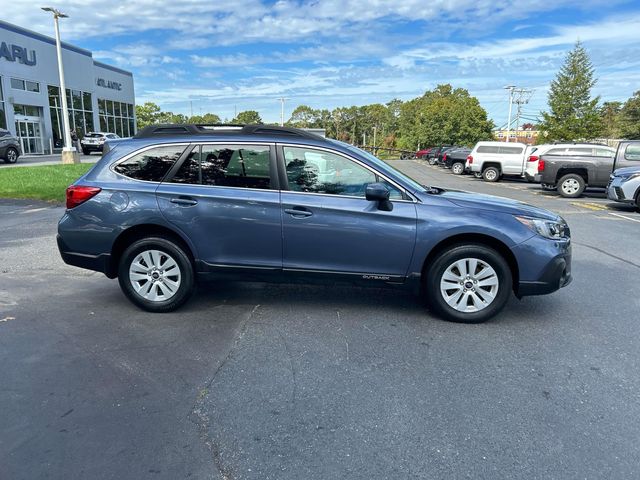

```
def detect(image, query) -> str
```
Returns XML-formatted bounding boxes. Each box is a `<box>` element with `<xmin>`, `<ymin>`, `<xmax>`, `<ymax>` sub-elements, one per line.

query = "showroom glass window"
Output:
<box><xmin>98</xmin><ymin>99</ymin><xmax>135</xmax><ymax>138</ymax></box>
<box><xmin>114</xmin><ymin>145</ymin><xmax>187</xmax><ymax>182</ymax></box>
<box><xmin>171</xmin><ymin>144</ymin><xmax>272</xmax><ymax>189</ymax></box>
<box><xmin>10</xmin><ymin>78</ymin><xmax>40</xmax><ymax>93</ymax></box>
<box><xmin>0</xmin><ymin>78</ymin><xmax>6</xmax><ymax>129</ymax></box>
<box><xmin>282</xmin><ymin>146</ymin><xmax>403</xmax><ymax>199</ymax></box>
<box><xmin>48</xmin><ymin>85</ymin><xmax>94</xmax><ymax>148</ymax></box>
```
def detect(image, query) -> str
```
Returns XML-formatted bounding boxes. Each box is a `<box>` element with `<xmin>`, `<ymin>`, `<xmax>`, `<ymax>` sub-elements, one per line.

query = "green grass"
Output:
<box><xmin>0</xmin><ymin>164</ymin><xmax>94</xmax><ymax>203</ymax></box>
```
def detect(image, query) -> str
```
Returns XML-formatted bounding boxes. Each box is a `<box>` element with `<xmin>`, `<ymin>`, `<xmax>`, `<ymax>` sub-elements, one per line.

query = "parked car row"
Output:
<box><xmin>419</xmin><ymin>140</ymin><xmax>640</xmax><ymax>209</ymax></box>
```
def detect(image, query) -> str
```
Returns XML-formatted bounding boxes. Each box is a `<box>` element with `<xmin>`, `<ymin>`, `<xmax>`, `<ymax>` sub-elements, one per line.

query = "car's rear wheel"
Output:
<box><xmin>118</xmin><ymin>237</ymin><xmax>194</xmax><ymax>312</ymax></box>
<box><xmin>557</xmin><ymin>174</ymin><xmax>585</xmax><ymax>198</ymax></box>
<box><xmin>635</xmin><ymin>190</ymin><xmax>640</xmax><ymax>212</ymax></box>
<box><xmin>452</xmin><ymin>162</ymin><xmax>464</xmax><ymax>175</ymax></box>
<box><xmin>4</xmin><ymin>147</ymin><xmax>18</xmax><ymax>164</ymax></box>
<box><xmin>425</xmin><ymin>244</ymin><xmax>512</xmax><ymax>323</ymax></box>
<box><xmin>428</xmin><ymin>157</ymin><xmax>437</xmax><ymax>165</ymax></box>
<box><xmin>482</xmin><ymin>166</ymin><xmax>500</xmax><ymax>182</ymax></box>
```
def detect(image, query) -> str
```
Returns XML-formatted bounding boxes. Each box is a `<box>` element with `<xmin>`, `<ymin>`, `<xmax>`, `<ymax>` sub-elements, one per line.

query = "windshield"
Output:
<box><xmin>86</xmin><ymin>133</ymin><xmax>103</xmax><ymax>138</ymax></box>
<box><xmin>336</xmin><ymin>142</ymin><xmax>428</xmax><ymax>193</ymax></box>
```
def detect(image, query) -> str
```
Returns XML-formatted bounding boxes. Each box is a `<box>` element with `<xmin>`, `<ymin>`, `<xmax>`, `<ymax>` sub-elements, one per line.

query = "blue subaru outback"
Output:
<box><xmin>57</xmin><ymin>125</ymin><xmax>571</xmax><ymax>323</ymax></box>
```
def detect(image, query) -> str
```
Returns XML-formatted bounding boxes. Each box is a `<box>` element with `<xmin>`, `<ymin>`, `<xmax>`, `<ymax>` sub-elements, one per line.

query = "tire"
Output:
<box><xmin>635</xmin><ymin>191</ymin><xmax>640</xmax><ymax>212</ymax></box>
<box><xmin>82</xmin><ymin>148</ymin><xmax>90</xmax><ymax>155</ymax></box>
<box><xmin>428</xmin><ymin>157</ymin><xmax>437</xmax><ymax>166</ymax></box>
<box><xmin>451</xmin><ymin>162</ymin><xmax>464</xmax><ymax>175</ymax></box>
<box><xmin>424</xmin><ymin>244</ymin><xmax>512</xmax><ymax>323</ymax></box>
<box><xmin>557</xmin><ymin>174</ymin><xmax>585</xmax><ymax>198</ymax></box>
<box><xmin>117</xmin><ymin>237</ymin><xmax>195</xmax><ymax>312</ymax></box>
<box><xmin>482</xmin><ymin>166</ymin><xmax>500</xmax><ymax>182</ymax></box>
<box><xmin>4</xmin><ymin>147</ymin><xmax>18</xmax><ymax>164</ymax></box>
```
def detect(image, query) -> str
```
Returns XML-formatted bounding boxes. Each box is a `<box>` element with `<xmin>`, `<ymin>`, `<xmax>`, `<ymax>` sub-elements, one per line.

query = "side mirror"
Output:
<box><xmin>365</xmin><ymin>182</ymin><xmax>393</xmax><ymax>211</ymax></box>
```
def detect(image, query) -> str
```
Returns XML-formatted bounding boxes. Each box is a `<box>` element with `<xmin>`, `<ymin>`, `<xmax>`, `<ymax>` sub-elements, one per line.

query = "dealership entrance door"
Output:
<box><xmin>15</xmin><ymin>118</ymin><xmax>44</xmax><ymax>155</ymax></box>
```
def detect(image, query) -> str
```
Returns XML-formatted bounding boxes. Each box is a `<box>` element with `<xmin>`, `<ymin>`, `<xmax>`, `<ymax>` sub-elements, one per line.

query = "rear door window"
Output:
<box><xmin>171</xmin><ymin>144</ymin><xmax>272</xmax><ymax>189</ymax></box>
<box><xmin>594</xmin><ymin>148</ymin><xmax>614</xmax><ymax>158</ymax></box>
<box><xmin>114</xmin><ymin>145</ymin><xmax>186</xmax><ymax>182</ymax></box>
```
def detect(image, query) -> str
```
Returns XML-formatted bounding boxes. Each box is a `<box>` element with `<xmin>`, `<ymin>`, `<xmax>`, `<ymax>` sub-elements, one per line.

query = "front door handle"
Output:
<box><xmin>170</xmin><ymin>196</ymin><xmax>198</xmax><ymax>206</ymax></box>
<box><xmin>284</xmin><ymin>207</ymin><xmax>313</xmax><ymax>217</ymax></box>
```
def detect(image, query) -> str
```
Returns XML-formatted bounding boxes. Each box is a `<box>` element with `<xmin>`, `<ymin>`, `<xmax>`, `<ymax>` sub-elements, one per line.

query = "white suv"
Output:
<box><xmin>80</xmin><ymin>132</ymin><xmax>120</xmax><ymax>155</ymax></box>
<box><xmin>466</xmin><ymin>141</ymin><xmax>531</xmax><ymax>182</ymax></box>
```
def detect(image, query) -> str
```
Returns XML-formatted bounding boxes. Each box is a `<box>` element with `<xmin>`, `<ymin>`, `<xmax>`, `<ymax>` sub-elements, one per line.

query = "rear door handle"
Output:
<box><xmin>170</xmin><ymin>196</ymin><xmax>198</xmax><ymax>206</ymax></box>
<box><xmin>284</xmin><ymin>207</ymin><xmax>313</xmax><ymax>217</ymax></box>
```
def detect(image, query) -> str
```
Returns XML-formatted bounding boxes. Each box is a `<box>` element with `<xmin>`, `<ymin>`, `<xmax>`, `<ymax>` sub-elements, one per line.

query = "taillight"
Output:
<box><xmin>528</xmin><ymin>155</ymin><xmax>539</xmax><ymax>162</ymax></box>
<box><xmin>66</xmin><ymin>185</ymin><xmax>101</xmax><ymax>209</ymax></box>
<box><xmin>537</xmin><ymin>160</ymin><xmax>545</xmax><ymax>172</ymax></box>
<box><xmin>467</xmin><ymin>155</ymin><xmax>473</xmax><ymax>164</ymax></box>
<box><xmin>443</xmin><ymin>154</ymin><xmax>447</xmax><ymax>161</ymax></box>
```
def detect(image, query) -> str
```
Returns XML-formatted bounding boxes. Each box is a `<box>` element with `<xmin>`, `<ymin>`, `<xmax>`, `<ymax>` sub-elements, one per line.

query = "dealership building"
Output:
<box><xmin>0</xmin><ymin>20</ymin><xmax>135</xmax><ymax>155</ymax></box>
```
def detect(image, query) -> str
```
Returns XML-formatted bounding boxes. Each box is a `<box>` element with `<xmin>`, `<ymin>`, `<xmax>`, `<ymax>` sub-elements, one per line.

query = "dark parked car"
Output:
<box><xmin>427</xmin><ymin>145</ymin><xmax>453</xmax><ymax>165</ymax></box>
<box><xmin>536</xmin><ymin>142</ymin><xmax>637</xmax><ymax>198</ymax></box>
<box><xmin>58</xmin><ymin>124</ymin><xmax>572</xmax><ymax>323</ymax></box>
<box><xmin>0</xmin><ymin>128</ymin><xmax>22</xmax><ymax>164</ymax></box>
<box><xmin>443</xmin><ymin>148</ymin><xmax>472</xmax><ymax>174</ymax></box>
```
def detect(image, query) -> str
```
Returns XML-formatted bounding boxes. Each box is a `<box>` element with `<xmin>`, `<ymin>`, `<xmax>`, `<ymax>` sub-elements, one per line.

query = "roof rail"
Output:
<box><xmin>134</xmin><ymin>124</ymin><xmax>325</xmax><ymax>140</ymax></box>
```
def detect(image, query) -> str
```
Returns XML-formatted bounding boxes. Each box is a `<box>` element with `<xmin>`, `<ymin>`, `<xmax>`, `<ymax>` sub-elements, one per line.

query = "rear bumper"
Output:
<box><xmin>80</xmin><ymin>143</ymin><xmax>104</xmax><ymax>152</ymax></box>
<box><xmin>524</xmin><ymin>172</ymin><xmax>538</xmax><ymax>182</ymax></box>
<box><xmin>57</xmin><ymin>234</ymin><xmax>113</xmax><ymax>277</ymax></box>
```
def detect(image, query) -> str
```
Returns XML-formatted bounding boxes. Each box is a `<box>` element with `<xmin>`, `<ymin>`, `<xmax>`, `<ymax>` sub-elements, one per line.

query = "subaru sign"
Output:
<box><xmin>0</xmin><ymin>41</ymin><xmax>36</xmax><ymax>66</ymax></box>
<box><xmin>96</xmin><ymin>78</ymin><xmax>122</xmax><ymax>91</ymax></box>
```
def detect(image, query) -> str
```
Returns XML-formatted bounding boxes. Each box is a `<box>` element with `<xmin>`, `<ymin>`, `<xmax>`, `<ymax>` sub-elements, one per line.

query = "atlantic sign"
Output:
<box><xmin>96</xmin><ymin>78</ymin><xmax>122</xmax><ymax>91</ymax></box>
<box><xmin>0</xmin><ymin>41</ymin><xmax>37</xmax><ymax>66</ymax></box>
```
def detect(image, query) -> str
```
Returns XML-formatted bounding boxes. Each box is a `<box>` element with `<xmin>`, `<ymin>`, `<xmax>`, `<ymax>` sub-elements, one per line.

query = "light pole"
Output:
<box><xmin>504</xmin><ymin>85</ymin><xmax>515</xmax><ymax>143</ymax></box>
<box><xmin>42</xmin><ymin>7</ymin><xmax>78</xmax><ymax>164</ymax></box>
<box><xmin>278</xmin><ymin>97</ymin><xmax>289</xmax><ymax>127</ymax></box>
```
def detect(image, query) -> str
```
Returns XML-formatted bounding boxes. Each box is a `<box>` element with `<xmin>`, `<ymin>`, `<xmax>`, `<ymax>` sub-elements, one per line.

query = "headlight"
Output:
<box><xmin>515</xmin><ymin>215</ymin><xmax>567</xmax><ymax>239</ymax></box>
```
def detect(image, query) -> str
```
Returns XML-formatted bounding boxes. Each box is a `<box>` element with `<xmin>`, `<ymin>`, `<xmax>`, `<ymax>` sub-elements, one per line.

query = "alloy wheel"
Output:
<box><xmin>561</xmin><ymin>178</ymin><xmax>580</xmax><ymax>196</ymax></box>
<box><xmin>439</xmin><ymin>258</ymin><xmax>499</xmax><ymax>313</ymax></box>
<box><xmin>129</xmin><ymin>249</ymin><xmax>182</xmax><ymax>302</ymax></box>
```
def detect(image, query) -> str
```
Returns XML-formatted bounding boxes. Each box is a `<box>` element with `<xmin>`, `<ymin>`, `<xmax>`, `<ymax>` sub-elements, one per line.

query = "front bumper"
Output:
<box><xmin>606</xmin><ymin>178</ymin><xmax>634</xmax><ymax>203</ymax></box>
<box><xmin>513</xmin><ymin>235</ymin><xmax>572</xmax><ymax>297</ymax></box>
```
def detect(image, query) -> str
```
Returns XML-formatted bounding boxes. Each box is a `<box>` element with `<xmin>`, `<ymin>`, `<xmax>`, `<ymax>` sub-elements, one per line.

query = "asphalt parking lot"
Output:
<box><xmin>1</xmin><ymin>160</ymin><xmax>639</xmax><ymax>479</ymax></box>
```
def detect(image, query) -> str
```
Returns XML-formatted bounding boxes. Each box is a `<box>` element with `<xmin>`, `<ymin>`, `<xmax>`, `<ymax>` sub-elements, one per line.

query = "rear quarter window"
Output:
<box><xmin>113</xmin><ymin>145</ymin><xmax>186</xmax><ymax>182</ymax></box>
<box><xmin>498</xmin><ymin>146</ymin><xmax>523</xmax><ymax>154</ymax></box>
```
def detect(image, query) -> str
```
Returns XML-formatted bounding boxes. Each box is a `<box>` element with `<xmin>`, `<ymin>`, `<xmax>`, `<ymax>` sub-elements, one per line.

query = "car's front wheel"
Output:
<box><xmin>425</xmin><ymin>244</ymin><xmax>512</xmax><ymax>323</ymax></box>
<box><xmin>452</xmin><ymin>162</ymin><xmax>464</xmax><ymax>175</ymax></box>
<box><xmin>4</xmin><ymin>147</ymin><xmax>19</xmax><ymax>164</ymax></box>
<box><xmin>118</xmin><ymin>237</ymin><xmax>195</xmax><ymax>312</ymax></box>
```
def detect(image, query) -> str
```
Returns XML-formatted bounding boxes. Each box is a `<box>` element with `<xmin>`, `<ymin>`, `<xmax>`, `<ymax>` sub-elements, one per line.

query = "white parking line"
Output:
<box><xmin>609</xmin><ymin>212</ymin><xmax>640</xmax><ymax>223</ymax></box>
<box><xmin>23</xmin><ymin>207</ymin><xmax>49</xmax><ymax>214</ymax></box>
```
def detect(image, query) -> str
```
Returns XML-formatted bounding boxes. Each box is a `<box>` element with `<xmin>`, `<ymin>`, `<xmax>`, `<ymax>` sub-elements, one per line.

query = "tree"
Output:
<box><xmin>539</xmin><ymin>42</ymin><xmax>603</xmax><ymax>141</ymax></box>
<box><xmin>233</xmin><ymin>110</ymin><xmax>262</xmax><ymax>124</ymax></box>
<box><xmin>599</xmin><ymin>102</ymin><xmax>622</xmax><ymax>139</ymax></box>
<box><xmin>620</xmin><ymin>92</ymin><xmax>640</xmax><ymax>139</ymax></box>
<box><xmin>187</xmin><ymin>113</ymin><xmax>222</xmax><ymax>124</ymax></box>
<box><xmin>397</xmin><ymin>84</ymin><xmax>494</xmax><ymax>149</ymax></box>
<box><xmin>135</xmin><ymin>102</ymin><xmax>162</xmax><ymax>129</ymax></box>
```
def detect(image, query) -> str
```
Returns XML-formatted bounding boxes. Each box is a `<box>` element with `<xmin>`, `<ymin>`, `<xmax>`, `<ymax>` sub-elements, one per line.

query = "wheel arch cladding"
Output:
<box><xmin>482</xmin><ymin>162</ymin><xmax>502</xmax><ymax>172</ymax></box>
<box><xmin>557</xmin><ymin>168</ymin><xmax>588</xmax><ymax>183</ymax></box>
<box><xmin>421</xmin><ymin>233</ymin><xmax>519</xmax><ymax>292</ymax></box>
<box><xmin>108</xmin><ymin>224</ymin><xmax>196</xmax><ymax>278</ymax></box>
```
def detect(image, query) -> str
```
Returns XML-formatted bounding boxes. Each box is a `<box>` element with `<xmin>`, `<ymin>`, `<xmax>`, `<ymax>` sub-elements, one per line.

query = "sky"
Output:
<box><xmin>5</xmin><ymin>0</ymin><xmax>640</xmax><ymax>127</ymax></box>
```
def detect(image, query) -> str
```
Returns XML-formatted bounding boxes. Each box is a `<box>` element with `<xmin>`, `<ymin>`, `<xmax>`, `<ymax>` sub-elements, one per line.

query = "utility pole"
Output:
<box><xmin>190</xmin><ymin>100</ymin><xmax>193</xmax><ymax>118</ymax></box>
<box><xmin>373</xmin><ymin>126</ymin><xmax>377</xmax><ymax>154</ymax></box>
<box><xmin>504</xmin><ymin>86</ymin><xmax>533</xmax><ymax>143</ymax></box>
<box><xmin>504</xmin><ymin>86</ymin><xmax>515</xmax><ymax>143</ymax></box>
<box><xmin>278</xmin><ymin>97</ymin><xmax>289</xmax><ymax>127</ymax></box>
<box><xmin>42</xmin><ymin>7</ymin><xmax>78</xmax><ymax>164</ymax></box>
